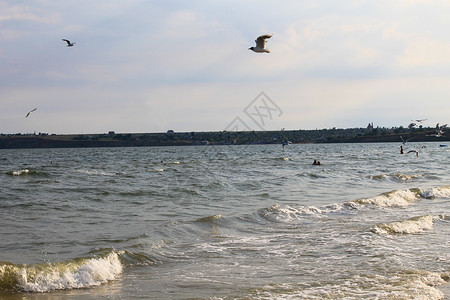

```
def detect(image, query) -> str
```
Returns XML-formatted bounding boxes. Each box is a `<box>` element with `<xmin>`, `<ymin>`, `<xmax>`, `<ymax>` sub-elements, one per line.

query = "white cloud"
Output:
<box><xmin>0</xmin><ymin>2</ymin><xmax>60</xmax><ymax>23</ymax></box>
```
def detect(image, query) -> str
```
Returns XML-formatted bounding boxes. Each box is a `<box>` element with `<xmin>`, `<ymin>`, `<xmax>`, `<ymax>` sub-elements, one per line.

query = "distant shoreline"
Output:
<box><xmin>0</xmin><ymin>127</ymin><xmax>448</xmax><ymax>149</ymax></box>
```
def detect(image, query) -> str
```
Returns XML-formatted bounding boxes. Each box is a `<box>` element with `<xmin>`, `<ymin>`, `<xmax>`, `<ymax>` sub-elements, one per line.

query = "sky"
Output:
<box><xmin>1</xmin><ymin>0</ymin><xmax>449</xmax><ymax>134</ymax></box>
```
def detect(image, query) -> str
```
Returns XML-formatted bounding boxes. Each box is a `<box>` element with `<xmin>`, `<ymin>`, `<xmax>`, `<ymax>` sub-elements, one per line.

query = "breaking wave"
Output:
<box><xmin>6</xmin><ymin>169</ymin><xmax>46</xmax><ymax>176</ymax></box>
<box><xmin>0</xmin><ymin>251</ymin><xmax>123</xmax><ymax>293</ymax></box>
<box><xmin>420</xmin><ymin>185</ymin><xmax>450</xmax><ymax>199</ymax></box>
<box><xmin>244</xmin><ymin>185</ymin><xmax>450</xmax><ymax>224</ymax></box>
<box><xmin>350</xmin><ymin>189</ymin><xmax>421</xmax><ymax>207</ymax></box>
<box><xmin>258</xmin><ymin>204</ymin><xmax>324</xmax><ymax>223</ymax></box>
<box><xmin>372</xmin><ymin>215</ymin><xmax>442</xmax><ymax>234</ymax></box>
<box><xmin>9</xmin><ymin>169</ymin><xmax>30</xmax><ymax>176</ymax></box>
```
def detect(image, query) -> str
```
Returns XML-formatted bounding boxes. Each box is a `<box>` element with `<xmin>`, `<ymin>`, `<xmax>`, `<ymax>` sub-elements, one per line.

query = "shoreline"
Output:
<box><xmin>1</xmin><ymin>127</ymin><xmax>448</xmax><ymax>149</ymax></box>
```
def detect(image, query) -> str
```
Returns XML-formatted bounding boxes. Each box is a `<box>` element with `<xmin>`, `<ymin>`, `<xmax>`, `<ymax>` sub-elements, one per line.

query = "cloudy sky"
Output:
<box><xmin>1</xmin><ymin>0</ymin><xmax>449</xmax><ymax>134</ymax></box>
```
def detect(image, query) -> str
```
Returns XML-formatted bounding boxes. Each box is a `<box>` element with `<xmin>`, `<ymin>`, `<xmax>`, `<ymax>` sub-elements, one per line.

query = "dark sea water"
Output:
<box><xmin>0</xmin><ymin>143</ymin><xmax>449</xmax><ymax>299</ymax></box>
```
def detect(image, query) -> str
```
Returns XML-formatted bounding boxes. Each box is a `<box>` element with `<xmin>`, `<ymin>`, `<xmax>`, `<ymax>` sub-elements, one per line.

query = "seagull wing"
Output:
<box><xmin>255</xmin><ymin>34</ymin><xmax>272</xmax><ymax>48</ymax></box>
<box><xmin>25</xmin><ymin>108</ymin><xmax>37</xmax><ymax>117</ymax></box>
<box><xmin>62</xmin><ymin>39</ymin><xmax>71</xmax><ymax>45</ymax></box>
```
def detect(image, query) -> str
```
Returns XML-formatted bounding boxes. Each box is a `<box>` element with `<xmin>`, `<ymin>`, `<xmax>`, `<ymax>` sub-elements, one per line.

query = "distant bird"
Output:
<box><xmin>249</xmin><ymin>34</ymin><xmax>272</xmax><ymax>53</ymax></box>
<box><xmin>428</xmin><ymin>123</ymin><xmax>447</xmax><ymax>137</ymax></box>
<box><xmin>25</xmin><ymin>108</ymin><xmax>37</xmax><ymax>118</ymax></box>
<box><xmin>427</xmin><ymin>131</ymin><xmax>445</xmax><ymax>138</ymax></box>
<box><xmin>400</xmin><ymin>136</ymin><xmax>413</xmax><ymax>145</ymax></box>
<box><xmin>282</xmin><ymin>140</ymin><xmax>291</xmax><ymax>149</ymax></box>
<box><xmin>412</xmin><ymin>119</ymin><xmax>427</xmax><ymax>123</ymax></box>
<box><xmin>407</xmin><ymin>150</ymin><xmax>419</xmax><ymax>157</ymax></box>
<box><xmin>436</xmin><ymin>123</ymin><xmax>447</xmax><ymax>130</ymax></box>
<box><xmin>408</xmin><ymin>122</ymin><xmax>418</xmax><ymax>129</ymax></box>
<box><xmin>62</xmin><ymin>39</ymin><xmax>75</xmax><ymax>47</ymax></box>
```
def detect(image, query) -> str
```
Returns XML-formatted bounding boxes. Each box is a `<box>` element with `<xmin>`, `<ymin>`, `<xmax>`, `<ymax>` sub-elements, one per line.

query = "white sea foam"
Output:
<box><xmin>352</xmin><ymin>189</ymin><xmax>419</xmax><ymax>207</ymax></box>
<box><xmin>260</xmin><ymin>204</ymin><xmax>324</xmax><ymax>222</ymax></box>
<box><xmin>11</xmin><ymin>169</ymin><xmax>29</xmax><ymax>176</ymax></box>
<box><xmin>245</xmin><ymin>270</ymin><xmax>447</xmax><ymax>299</ymax></box>
<box><xmin>420</xmin><ymin>185</ymin><xmax>450</xmax><ymax>199</ymax></box>
<box><xmin>373</xmin><ymin>215</ymin><xmax>435</xmax><ymax>234</ymax></box>
<box><xmin>75</xmin><ymin>169</ymin><xmax>117</xmax><ymax>176</ymax></box>
<box><xmin>15</xmin><ymin>251</ymin><xmax>122</xmax><ymax>292</ymax></box>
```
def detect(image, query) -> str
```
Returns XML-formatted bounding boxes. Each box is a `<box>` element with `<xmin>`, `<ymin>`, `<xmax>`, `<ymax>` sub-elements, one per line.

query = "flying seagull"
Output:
<box><xmin>249</xmin><ymin>34</ymin><xmax>272</xmax><ymax>53</ymax></box>
<box><xmin>25</xmin><ymin>108</ymin><xmax>37</xmax><ymax>118</ymax></box>
<box><xmin>407</xmin><ymin>150</ymin><xmax>419</xmax><ymax>157</ymax></box>
<box><xmin>281</xmin><ymin>140</ymin><xmax>292</xmax><ymax>149</ymax></box>
<box><xmin>400</xmin><ymin>136</ymin><xmax>413</xmax><ymax>145</ymax></box>
<box><xmin>62</xmin><ymin>39</ymin><xmax>75</xmax><ymax>47</ymax></box>
<box><xmin>436</xmin><ymin>123</ymin><xmax>447</xmax><ymax>130</ymax></box>
<box><xmin>427</xmin><ymin>129</ymin><xmax>445</xmax><ymax>137</ymax></box>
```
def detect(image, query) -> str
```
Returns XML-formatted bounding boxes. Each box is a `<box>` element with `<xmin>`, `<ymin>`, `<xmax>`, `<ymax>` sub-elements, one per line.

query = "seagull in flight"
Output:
<box><xmin>400</xmin><ymin>136</ymin><xmax>413</xmax><ymax>145</ymax></box>
<box><xmin>249</xmin><ymin>34</ymin><xmax>272</xmax><ymax>53</ymax></box>
<box><xmin>427</xmin><ymin>123</ymin><xmax>448</xmax><ymax>137</ymax></box>
<box><xmin>407</xmin><ymin>150</ymin><xmax>419</xmax><ymax>157</ymax></box>
<box><xmin>427</xmin><ymin>131</ymin><xmax>445</xmax><ymax>137</ymax></box>
<box><xmin>412</xmin><ymin>119</ymin><xmax>427</xmax><ymax>123</ymax></box>
<box><xmin>25</xmin><ymin>108</ymin><xmax>37</xmax><ymax>118</ymax></box>
<box><xmin>281</xmin><ymin>140</ymin><xmax>291</xmax><ymax>149</ymax></box>
<box><xmin>62</xmin><ymin>39</ymin><xmax>76</xmax><ymax>47</ymax></box>
<box><xmin>436</xmin><ymin>123</ymin><xmax>447</xmax><ymax>130</ymax></box>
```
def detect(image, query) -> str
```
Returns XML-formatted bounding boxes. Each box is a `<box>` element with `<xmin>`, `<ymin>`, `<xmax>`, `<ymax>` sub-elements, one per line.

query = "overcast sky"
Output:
<box><xmin>1</xmin><ymin>0</ymin><xmax>449</xmax><ymax>134</ymax></box>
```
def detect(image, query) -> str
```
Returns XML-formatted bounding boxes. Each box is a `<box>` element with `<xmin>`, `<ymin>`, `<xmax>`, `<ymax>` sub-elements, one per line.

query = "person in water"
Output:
<box><xmin>400</xmin><ymin>145</ymin><xmax>404</xmax><ymax>154</ymax></box>
<box><xmin>313</xmin><ymin>160</ymin><xmax>321</xmax><ymax>165</ymax></box>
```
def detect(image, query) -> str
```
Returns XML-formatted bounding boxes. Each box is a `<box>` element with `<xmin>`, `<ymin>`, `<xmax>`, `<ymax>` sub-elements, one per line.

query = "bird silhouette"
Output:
<box><xmin>25</xmin><ymin>108</ymin><xmax>37</xmax><ymax>118</ymax></box>
<box><xmin>62</xmin><ymin>39</ymin><xmax>75</xmax><ymax>47</ymax></box>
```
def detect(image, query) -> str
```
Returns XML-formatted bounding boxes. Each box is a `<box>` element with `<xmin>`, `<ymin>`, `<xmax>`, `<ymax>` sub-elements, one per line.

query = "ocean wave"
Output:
<box><xmin>258</xmin><ymin>204</ymin><xmax>324</xmax><ymax>223</ymax></box>
<box><xmin>8</xmin><ymin>169</ymin><xmax>30</xmax><ymax>176</ymax></box>
<box><xmin>195</xmin><ymin>214</ymin><xmax>223</xmax><ymax>223</ymax></box>
<box><xmin>6</xmin><ymin>169</ymin><xmax>47</xmax><ymax>176</ymax></box>
<box><xmin>369</xmin><ymin>173</ymin><xmax>421</xmax><ymax>182</ymax></box>
<box><xmin>242</xmin><ymin>185</ymin><xmax>450</xmax><ymax>225</ymax></box>
<box><xmin>272</xmin><ymin>157</ymin><xmax>293</xmax><ymax>161</ymax></box>
<box><xmin>350</xmin><ymin>188</ymin><xmax>421</xmax><ymax>207</ymax></box>
<box><xmin>350</xmin><ymin>185</ymin><xmax>450</xmax><ymax>208</ymax></box>
<box><xmin>74</xmin><ymin>169</ymin><xmax>122</xmax><ymax>176</ymax></box>
<box><xmin>119</xmin><ymin>250</ymin><xmax>155</xmax><ymax>266</ymax></box>
<box><xmin>419</xmin><ymin>185</ymin><xmax>450</xmax><ymax>199</ymax></box>
<box><xmin>0</xmin><ymin>251</ymin><xmax>122</xmax><ymax>293</ymax></box>
<box><xmin>372</xmin><ymin>215</ymin><xmax>437</xmax><ymax>234</ymax></box>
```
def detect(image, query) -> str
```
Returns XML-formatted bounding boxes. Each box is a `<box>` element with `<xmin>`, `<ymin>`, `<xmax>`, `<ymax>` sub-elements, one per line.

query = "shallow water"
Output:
<box><xmin>1</xmin><ymin>142</ymin><xmax>449</xmax><ymax>299</ymax></box>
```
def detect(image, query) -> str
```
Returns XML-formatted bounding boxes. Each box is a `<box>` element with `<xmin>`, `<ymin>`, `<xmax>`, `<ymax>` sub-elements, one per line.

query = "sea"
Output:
<box><xmin>0</xmin><ymin>142</ymin><xmax>449</xmax><ymax>299</ymax></box>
